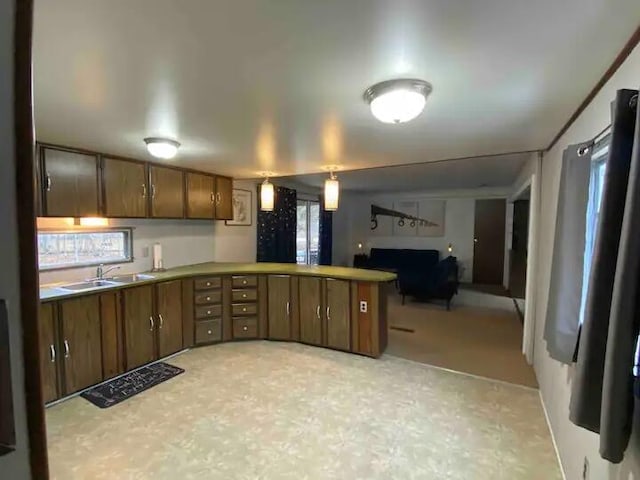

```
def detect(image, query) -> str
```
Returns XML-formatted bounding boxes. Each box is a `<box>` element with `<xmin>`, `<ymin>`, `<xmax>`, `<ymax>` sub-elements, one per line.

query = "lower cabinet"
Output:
<box><xmin>156</xmin><ymin>281</ymin><xmax>184</xmax><ymax>357</ymax></box>
<box><xmin>268</xmin><ymin>275</ymin><xmax>292</xmax><ymax>340</ymax></box>
<box><xmin>324</xmin><ymin>279</ymin><xmax>351</xmax><ymax>351</ymax></box>
<box><xmin>38</xmin><ymin>303</ymin><xmax>59</xmax><ymax>404</ymax></box>
<box><xmin>299</xmin><ymin>277</ymin><xmax>322</xmax><ymax>345</ymax></box>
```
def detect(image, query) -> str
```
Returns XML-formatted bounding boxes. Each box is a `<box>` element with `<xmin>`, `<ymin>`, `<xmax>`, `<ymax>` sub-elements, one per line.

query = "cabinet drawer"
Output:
<box><xmin>232</xmin><ymin>289</ymin><xmax>257</xmax><ymax>302</ymax></box>
<box><xmin>194</xmin><ymin>277</ymin><xmax>221</xmax><ymax>290</ymax></box>
<box><xmin>233</xmin><ymin>317</ymin><xmax>258</xmax><ymax>339</ymax></box>
<box><xmin>195</xmin><ymin>319</ymin><xmax>222</xmax><ymax>344</ymax></box>
<box><xmin>194</xmin><ymin>290</ymin><xmax>222</xmax><ymax>305</ymax></box>
<box><xmin>232</xmin><ymin>303</ymin><xmax>257</xmax><ymax>316</ymax></box>
<box><xmin>195</xmin><ymin>304</ymin><xmax>223</xmax><ymax>319</ymax></box>
<box><xmin>232</xmin><ymin>275</ymin><xmax>257</xmax><ymax>288</ymax></box>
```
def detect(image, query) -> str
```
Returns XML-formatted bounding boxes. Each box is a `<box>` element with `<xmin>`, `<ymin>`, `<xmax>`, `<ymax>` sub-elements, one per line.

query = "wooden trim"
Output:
<box><xmin>545</xmin><ymin>25</ymin><xmax>640</xmax><ymax>152</ymax></box>
<box><xmin>14</xmin><ymin>0</ymin><xmax>50</xmax><ymax>476</ymax></box>
<box><xmin>181</xmin><ymin>280</ymin><xmax>194</xmax><ymax>348</ymax></box>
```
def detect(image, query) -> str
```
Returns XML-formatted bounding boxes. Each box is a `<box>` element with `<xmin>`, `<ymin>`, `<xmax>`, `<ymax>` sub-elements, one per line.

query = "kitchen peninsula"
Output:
<box><xmin>38</xmin><ymin>262</ymin><xmax>396</xmax><ymax>404</ymax></box>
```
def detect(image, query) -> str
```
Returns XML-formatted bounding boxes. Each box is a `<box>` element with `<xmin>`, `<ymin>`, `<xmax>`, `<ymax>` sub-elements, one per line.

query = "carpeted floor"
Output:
<box><xmin>46</xmin><ymin>342</ymin><xmax>560</xmax><ymax>479</ymax></box>
<box><xmin>386</xmin><ymin>294</ymin><xmax>538</xmax><ymax>388</ymax></box>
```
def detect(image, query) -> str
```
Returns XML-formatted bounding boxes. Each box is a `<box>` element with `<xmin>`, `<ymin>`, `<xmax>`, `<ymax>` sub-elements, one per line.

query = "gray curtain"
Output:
<box><xmin>543</xmin><ymin>144</ymin><xmax>591</xmax><ymax>363</ymax></box>
<box><xmin>570</xmin><ymin>89</ymin><xmax>640</xmax><ymax>463</ymax></box>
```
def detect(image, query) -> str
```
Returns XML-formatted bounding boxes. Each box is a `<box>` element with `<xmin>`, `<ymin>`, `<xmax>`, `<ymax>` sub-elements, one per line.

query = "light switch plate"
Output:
<box><xmin>141</xmin><ymin>246</ymin><xmax>150</xmax><ymax>258</ymax></box>
<box><xmin>359</xmin><ymin>301</ymin><xmax>368</xmax><ymax>313</ymax></box>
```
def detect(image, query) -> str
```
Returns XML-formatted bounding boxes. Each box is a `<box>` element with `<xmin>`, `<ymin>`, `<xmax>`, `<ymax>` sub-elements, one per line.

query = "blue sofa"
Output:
<box><xmin>363</xmin><ymin>248</ymin><xmax>459</xmax><ymax>309</ymax></box>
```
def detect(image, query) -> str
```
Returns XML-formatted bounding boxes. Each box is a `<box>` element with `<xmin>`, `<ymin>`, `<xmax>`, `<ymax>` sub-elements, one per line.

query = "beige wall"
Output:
<box><xmin>532</xmin><ymin>44</ymin><xmax>640</xmax><ymax>479</ymax></box>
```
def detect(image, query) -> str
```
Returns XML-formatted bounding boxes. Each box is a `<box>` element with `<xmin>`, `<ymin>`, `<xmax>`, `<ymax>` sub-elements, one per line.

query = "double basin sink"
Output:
<box><xmin>58</xmin><ymin>273</ymin><xmax>156</xmax><ymax>292</ymax></box>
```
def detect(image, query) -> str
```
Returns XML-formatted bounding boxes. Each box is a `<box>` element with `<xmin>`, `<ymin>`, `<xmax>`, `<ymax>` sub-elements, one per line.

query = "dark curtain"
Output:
<box><xmin>543</xmin><ymin>143</ymin><xmax>591</xmax><ymax>363</ymax></box>
<box><xmin>570</xmin><ymin>89</ymin><xmax>639</xmax><ymax>463</ymax></box>
<box><xmin>256</xmin><ymin>185</ymin><xmax>296</xmax><ymax>263</ymax></box>
<box><xmin>319</xmin><ymin>196</ymin><xmax>333</xmax><ymax>265</ymax></box>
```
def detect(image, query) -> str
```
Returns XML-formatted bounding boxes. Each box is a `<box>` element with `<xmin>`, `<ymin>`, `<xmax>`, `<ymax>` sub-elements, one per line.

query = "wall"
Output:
<box><xmin>340</xmin><ymin>187</ymin><xmax>510</xmax><ymax>283</ymax></box>
<box><xmin>532</xmin><ymin>44</ymin><xmax>640</xmax><ymax>480</ymax></box>
<box><xmin>39</xmin><ymin>179</ymin><xmax>258</xmax><ymax>284</ymax></box>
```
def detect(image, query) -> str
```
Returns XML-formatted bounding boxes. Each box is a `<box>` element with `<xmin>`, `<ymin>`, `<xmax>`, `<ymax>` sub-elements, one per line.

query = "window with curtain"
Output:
<box><xmin>296</xmin><ymin>199</ymin><xmax>320</xmax><ymax>265</ymax></box>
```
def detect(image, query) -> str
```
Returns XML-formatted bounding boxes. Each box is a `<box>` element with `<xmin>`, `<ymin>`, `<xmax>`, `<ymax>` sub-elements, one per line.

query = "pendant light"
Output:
<box><xmin>324</xmin><ymin>170</ymin><xmax>340</xmax><ymax>211</ymax></box>
<box><xmin>260</xmin><ymin>175</ymin><xmax>274</xmax><ymax>212</ymax></box>
<box><xmin>363</xmin><ymin>79</ymin><xmax>432</xmax><ymax>124</ymax></box>
<box><xmin>144</xmin><ymin>137</ymin><xmax>180</xmax><ymax>159</ymax></box>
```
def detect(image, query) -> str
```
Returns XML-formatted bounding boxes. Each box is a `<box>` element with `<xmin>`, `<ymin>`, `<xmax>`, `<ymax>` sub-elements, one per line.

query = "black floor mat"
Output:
<box><xmin>80</xmin><ymin>362</ymin><xmax>184</xmax><ymax>408</ymax></box>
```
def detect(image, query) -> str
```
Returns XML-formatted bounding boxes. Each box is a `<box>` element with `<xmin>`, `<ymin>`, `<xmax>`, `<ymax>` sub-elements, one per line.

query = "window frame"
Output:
<box><xmin>37</xmin><ymin>227</ymin><xmax>134</xmax><ymax>271</ymax></box>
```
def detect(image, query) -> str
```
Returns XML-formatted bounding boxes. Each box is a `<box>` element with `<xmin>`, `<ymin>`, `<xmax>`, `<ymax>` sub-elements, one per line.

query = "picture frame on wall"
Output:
<box><xmin>225</xmin><ymin>188</ymin><xmax>252</xmax><ymax>226</ymax></box>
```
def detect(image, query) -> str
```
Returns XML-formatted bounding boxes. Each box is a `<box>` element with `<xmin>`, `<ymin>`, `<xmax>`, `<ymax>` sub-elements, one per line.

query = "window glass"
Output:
<box><xmin>296</xmin><ymin>201</ymin><xmax>308</xmax><ymax>264</ymax></box>
<box><xmin>309</xmin><ymin>202</ymin><xmax>320</xmax><ymax>265</ymax></box>
<box><xmin>296</xmin><ymin>199</ymin><xmax>320</xmax><ymax>265</ymax></box>
<box><xmin>38</xmin><ymin>229</ymin><xmax>132</xmax><ymax>270</ymax></box>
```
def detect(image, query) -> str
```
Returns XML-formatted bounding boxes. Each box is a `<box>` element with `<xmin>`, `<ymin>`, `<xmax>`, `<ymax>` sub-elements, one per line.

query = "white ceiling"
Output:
<box><xmin>33</xmin><ymin>0</ymin><xmax>640</xmax><ymax>180</ymax></box>
<box><xmin>280</xmin><ymin>153</ymin><xmax>531</xmax><ymax>193</ymax></box>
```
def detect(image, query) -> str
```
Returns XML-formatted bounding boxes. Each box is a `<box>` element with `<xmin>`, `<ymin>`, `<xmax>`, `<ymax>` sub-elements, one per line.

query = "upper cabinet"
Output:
<box><xmin>41</xmin><ymin>146</ymin><xmax>99</xmax><ymax>217</ymax></box>
<box><xmin>102</xmin><ymin>157</ymin><xmax>148</xmax><ymax>218</ymax></box>
<box><xmin>149</xmin><ymin>165</ymin><xmax>184</xmax><ymax>218</ymax></box>
<box><xmin>215</xmin><ymin>176</ymin><xmax>233</xmax><ymax>220</ymax></box>
<box><xmin>186</xmin><ymin>172</ymin><xmax>215</xmax><ymax>219</ymax></box>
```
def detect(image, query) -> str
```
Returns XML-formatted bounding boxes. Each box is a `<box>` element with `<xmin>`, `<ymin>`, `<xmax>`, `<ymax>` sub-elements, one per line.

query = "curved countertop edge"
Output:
<box><xmin>40</xmin><ymin>262</ymin><xmax>397</xmax><ymax>302</ymax></box>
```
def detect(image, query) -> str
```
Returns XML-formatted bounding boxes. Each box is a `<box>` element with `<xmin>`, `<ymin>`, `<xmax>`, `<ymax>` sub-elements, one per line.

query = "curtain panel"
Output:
<box><xmin>570</xmin><ymin>89</ymin><xmax>640</xmax><ymax>463</ymax></box>
<box><xmin>319</xmin><ymin>196</ymin><xmax>333</xmax><ymax>266</ymax></box>
<box><xmin>256</xmin><ymin>185</ymin><xmax>297</xmax><ymax>263</ymax></box>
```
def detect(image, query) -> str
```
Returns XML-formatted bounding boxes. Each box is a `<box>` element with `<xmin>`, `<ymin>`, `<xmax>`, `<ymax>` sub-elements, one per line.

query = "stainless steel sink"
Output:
<box><xmin>58</xmin><ymin>280</ymin><xmax>123</xmax><ymax>291</ymax></box>
<box><xmin>109</xmin><ymin>273</ymin><xmax>155</xmax><ymax>283</ymax></box>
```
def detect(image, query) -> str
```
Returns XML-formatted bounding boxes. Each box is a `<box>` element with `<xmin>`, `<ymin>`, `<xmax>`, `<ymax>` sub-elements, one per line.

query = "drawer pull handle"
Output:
<box><xmin>141</xmin><ymin>183</ymin><xmax>147</xmax><ymax>198</ymax></box>
<box><xmin>46</xmin><ymin>173</ymin><xmax>52</xmax><ymax>192</ymax></box>
<box><xmin>63</xmin><ymin>339</ymin><xmax>70</xmax><ymax>359</ymax></box>
<box><xmin>158</xmin><ymin>314</ymin><xmax>164</xmax><ymax>329</ymax></box>
<box><xmin>149</xmin><ymin>316</ymin><xmax>155</xmax><ymax>331</ymax></box>
<box><xmin>49</xmin><ymin>344</ymin><xmax>56</xmax><ymax>363</ymax></box>
<box><xmin>286</xmin><ymin>301</ymin><xmax>290</xmax><ymax>316</ymax></box>
<box><xmin>243</xmin><ymin>326</ymin><xmax>248</xmax><ymax>331</ymax></box>
<box><xmin>210</xmin><ymin>192</ymin><xmax>215</xmax><ymax>204</ymax></box>
<box><xmin>316</xmin><ymin>305</ymin><xmax>320</xmax><ymax>319</ymax></box>
<box><xmin>326</xmin><ymin>306</ymin><xmax>331</xmax><ymax>320</ymax></box>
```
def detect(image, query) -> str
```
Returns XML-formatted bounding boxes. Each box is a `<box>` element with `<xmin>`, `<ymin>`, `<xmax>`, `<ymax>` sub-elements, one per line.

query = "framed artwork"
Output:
<box><xmin>225</xmin><ymin>189</ymin><xmax>252</xmax><ymax>226</ymax></box>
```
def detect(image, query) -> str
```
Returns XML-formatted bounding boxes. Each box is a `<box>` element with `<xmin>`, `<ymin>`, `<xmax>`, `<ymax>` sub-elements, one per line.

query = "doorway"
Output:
<box><xmin>472</xmin><ymin>199</ymin><xmax>506</xmax><ymax>285</ymax></box>
<box><xmin>510</xmin><ymin>192</ymin><xmax>530</xmax><ymax>299</ymax></box>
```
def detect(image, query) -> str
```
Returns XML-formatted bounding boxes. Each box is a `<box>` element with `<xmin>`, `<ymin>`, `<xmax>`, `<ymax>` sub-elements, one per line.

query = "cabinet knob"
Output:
<box><xmin>242</xmin><ymin>307</ymin><xmax>247</xmax><ymax>312</ymax></box>
<box><xmin>242</xmin><ymin>293</ymin><xmax>247</xmax><ymax>298</ymax></box>
<box><xmin>242</xmin><ymin>280</ymin><xmax>247</xmax><ymax>285</ymax></box>
<box><xmin>206</xmin><ymin>282</ymin><xmax>211</xmax><ymax>286</ymax></box>
<box><xmin>243</xmin><ymin>326</ymin><xmax>248</xmax><ymax>331</ymax></box>
<box><xmin>206</xmin><ymin>296</ymin><xmax>211</xmax><ymax>301</ymax></box>
<box><xmin>207</xmin><ymin>330</ymin><xmax>212</xmax><ymax>335</ymax></box>
<box><xmin>207</xmin><ymin>310</ymin><xmax>211</xmax><ymax>315</ymax></box>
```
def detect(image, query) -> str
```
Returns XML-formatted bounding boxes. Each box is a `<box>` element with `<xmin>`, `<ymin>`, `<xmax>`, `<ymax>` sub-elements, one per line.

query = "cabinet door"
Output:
<box><xmin>42</xmin><ymin>147</ymin><xmax>99</xmax><ymax>217</ymax></box>
<box><xmin>186</xmin><ymin>172</ymin><xmax>215</xmax><ymax>219</ymax></box>
<box><xmin>156</xmin><ymin>281</ymin><xmax>183</xmax><ymax>358</ymax></box>
<box><xmin>150</xmin><ymin>165</ymin><xmax>184</xmax><ymax>218</ymax></box>
<box><xmin>60</xmin><ymin>296</ymin><xmax>103</xmax><ymax>395</ymax></box>
<box><xmin>299</xmin><ymin>277</ymin><xmax>322</xmax><ymax>345</ymax></box>
<box><xmin>214</xmin><ymin>176</ymin><xmax>233</xmax><ymax>220</ymax></box>
<box><xmin>123</xmin><ymin>285</ymin><xmax>156</xmax><ymax>370</ymax></box>
<box><xmin>325</xmin><ymin>279</ymin><xmax>351</xmax><ymax>351</ymax></box>
<box><xmin>268</xmin><ymin>275</ymin><xmax>291</xmax><ymax>340</ymax></box>
<box><xmin>103</xmin><ymin>157</ymin><xmax>148</xmax><ymax>217</ymax></box>
<box><xmin>38</xmin><ymin>303</ymin><xmax>59</xmax><ymax>404</ymax></box>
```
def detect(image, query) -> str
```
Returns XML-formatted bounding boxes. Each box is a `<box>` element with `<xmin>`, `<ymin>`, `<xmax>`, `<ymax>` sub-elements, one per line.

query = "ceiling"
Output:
<box><xmin>33</xmin><ymin>0</ymin><xmax>640</xmax><ymax>180</ymax></box>
<box><xmin>280</xmin><ymin>152</ymin><xmax>531</xmax><ymax>193</ymax></box>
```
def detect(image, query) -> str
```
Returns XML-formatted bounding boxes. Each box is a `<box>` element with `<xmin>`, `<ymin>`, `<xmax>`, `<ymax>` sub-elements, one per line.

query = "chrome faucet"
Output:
<box><xmin>96</xmin><ymin>264</ymin><xmax>121</xmax><ymax>280</ymax></box>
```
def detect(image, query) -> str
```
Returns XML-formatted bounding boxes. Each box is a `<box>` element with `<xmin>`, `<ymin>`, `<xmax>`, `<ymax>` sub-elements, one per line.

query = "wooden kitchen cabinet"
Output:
<box><xmin>268</xmin><ymin>275</ymin><xmax>292</xmax><ymax>340</ymax></box>
<box><xmin>156</xmin><ymin>281</ymin><xmax>183</xmax><ymax>358</ymax></box>
<box><xmin>38</xmin><ymin>302</ymin><xmax>59</xmax><ymax>404</ymax></box>
<box><xmin>59</xmin><ymin>296</ymin><xmax>104</xmax><ymax>395</ymax></box>
<box><xmin>214</xmin><ymin>176</ymin><xmax>233</xmax><ymax>220</ymax></box>
<box><xmin>41</xmin><ymin>146</ymin><xmax>99</xmax><ymax>217</ymax></box>
<box><xmin>186</xmin><ymin>172</ymin><xmax>215</xmax><ymax>219</ymax></box>
<box><xmin>123</xmin><ymin>285</ymin><xmax>156</xmax><ymax>370</ymax></box>
<box><xmin>103</xmin><ymin>157</ymin><xmax>148</xmax><ymax>217</ymax></box>
<box><xmin>324</xmin><ymin>279</ymin><xmax>351</xmax><ymax>351</ymax></box>
<box><xmin>299</xmin><ymin>277</ymin><xmax>322</xmax><ymax>345</ymax></box>
<box><xmin>150</xmin><ymin>165</ymin><xmax>185</xmax><ymax>218</ymax></box>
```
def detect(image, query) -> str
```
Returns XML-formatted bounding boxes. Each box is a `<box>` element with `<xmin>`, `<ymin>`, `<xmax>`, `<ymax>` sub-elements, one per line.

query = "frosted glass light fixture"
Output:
<box><xmin>324</xmin><ymin>171</ymin><xmax>339</xmax><ymax>211</ymax></box>
<box><xmin>144</xmin><ymin>137</ymin><xmax>180</xmax><ymax>159</ymax></box>
<box><xmin>260</xmin><ymin>177</ymin><xmax>274</xmax><ymax>212</ymax></box>
<box><xmin>364</xmin><ymin>79</ymin><xmax>432</xmax><ymax>124</ymax></box>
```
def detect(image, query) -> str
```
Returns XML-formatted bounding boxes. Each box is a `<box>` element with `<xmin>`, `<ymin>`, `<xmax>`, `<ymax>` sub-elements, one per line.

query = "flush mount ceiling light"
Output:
<box><xmin>259</xmin><ymin>173</ymin><xmax>275</xmax><ymax>212</ymax></box>
<box><xmin>363</xmin><ymin>79</ymin><xmax>432</xmax><ymax>124</ymax></box>
<box><xmin>144</xmin><ymin>137</ymin><xmax>180</xmax><ymax>159</ymax></box>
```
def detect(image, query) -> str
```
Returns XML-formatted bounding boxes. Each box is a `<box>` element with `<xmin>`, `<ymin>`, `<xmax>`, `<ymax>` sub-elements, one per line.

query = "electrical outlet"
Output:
<box><xmin>141</xmin><ymin>246</ymin><xmax>149</xmax><ymax>258</ymax></box>
<box><xmin>359</xmin><ymin>301</ymin><xmax>368</xmax><ymax>313</ymax></box>
<box><xmin>583</xmin><ymin>457</ymin><xmax>589</xmax><ymax>480</ymax></box>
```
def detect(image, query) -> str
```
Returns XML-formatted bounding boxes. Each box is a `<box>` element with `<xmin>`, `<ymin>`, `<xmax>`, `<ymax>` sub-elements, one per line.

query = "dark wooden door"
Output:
<box><xmin>325</xmin><ymin>279</ymin><xmax>351</xmax><ymax>351</ymax></box>
<box><xmin>510</xmin><ymin>199</ymin><xmax>530</xmax><ymax>298</ymax></box>
<box><xmin>59</xmin><ymin>296</ymin><xmax>103</xmax><ymax>395</ymax></box>
<box><xmin>299</xmin><ymin>277</ymin><xmax>322</xmax><ymax>345</ymax></box>
<box><xmin>103</xmin><ymin>157</ymin><xmax>148</xmax><ymax>217</ymax></box>
<box><xmin>150</xmin><ymin>165</ymin><xmax>184</xmax><ymax>218</ymax></box>
<box><xmin>38</xmin><ymin>303</ymin><xmax>59</xmax><ymax>404</ymax></box>
<box><xmin>473</xmin><ymin>199</ymin><xmax>506</xmax><ymax>285</ymax></box>
<box><xmin>156</xmin><ymin>281</ymin><xmax>183</xmax><ymax>358</ymax></box>
<box><xmin>186</xmin><ymin>172</ymin><xmax>215</xmax><ymax>219</ymax></box>
<box><xmin>42</xmin><ymin>147</ymin><xmax>99</xmax><ymax>217</ymax></box>
<box><xmin>215</xmin><ymin>176</ymin><xmax>233</xmax><ymax>220</ymax></box>
<box><xmin>123</xmin><ymin>285</ymin><xmax>156</xmax><ymax>370</ymax></box>
<box><xmin>268</xmin><ymin>275</ymin><xmax>291</xmax><ymax>340</ymax></box>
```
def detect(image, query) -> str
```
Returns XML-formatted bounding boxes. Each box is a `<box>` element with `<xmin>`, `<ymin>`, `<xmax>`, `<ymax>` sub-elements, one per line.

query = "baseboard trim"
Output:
<box><xmin>538</xmin><ymin>390</ymin><xmax>568</xmax><ymax>480</ymax></box>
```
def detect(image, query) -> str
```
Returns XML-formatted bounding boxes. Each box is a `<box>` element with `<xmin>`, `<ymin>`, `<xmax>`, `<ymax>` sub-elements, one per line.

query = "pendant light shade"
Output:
<box><xmin>364</xmin><ymin>79</ymin><xmax>432</xmax><ymax>124</ymax></box>
<box><xmin>324</xmin><ymin>172</ymin><xmax>339</xmax><ymax>211</ymax></box>
<box><xmin>260</xmin><ymin>178</ymin><xmax>274</xmax><ymax>211</ymax></box>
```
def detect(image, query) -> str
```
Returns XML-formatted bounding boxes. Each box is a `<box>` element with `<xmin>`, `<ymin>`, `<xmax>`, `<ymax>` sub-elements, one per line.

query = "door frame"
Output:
<box><xmin>508</xmin><ymin>154</ymin><xmax>542</xmax><ymax>365</ymax></box>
